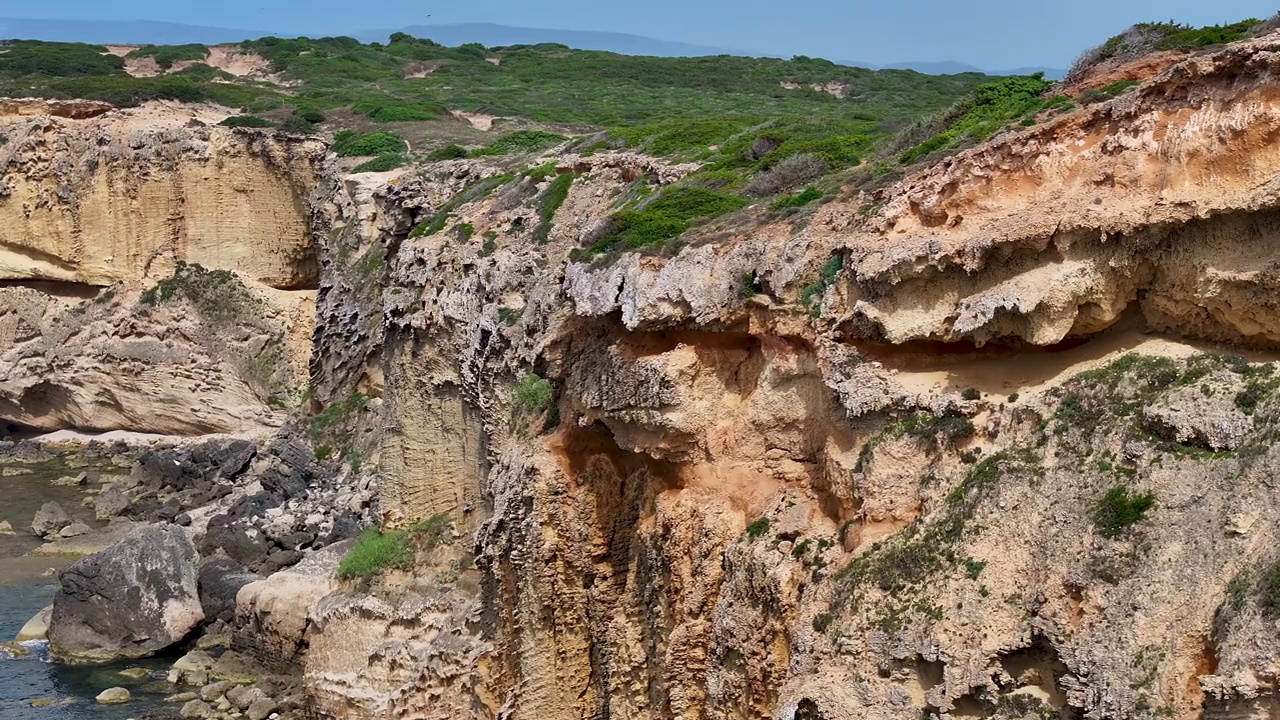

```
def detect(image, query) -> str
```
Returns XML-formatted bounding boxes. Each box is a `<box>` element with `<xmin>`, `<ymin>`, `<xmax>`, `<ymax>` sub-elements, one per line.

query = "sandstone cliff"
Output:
<box><xmin>269</xmin><ymin>31</ymin><xmax>1280</xmax><ymax>720</ymax></box>
<box><xmin>11</xmin><ymin>28</ymin><xmax>1280</xmax><ymax>720</ymax></box>
<box><xmin>0</xmin><ymin>102</ymin><xmax>325</xmax><ymax>289</ymax></box>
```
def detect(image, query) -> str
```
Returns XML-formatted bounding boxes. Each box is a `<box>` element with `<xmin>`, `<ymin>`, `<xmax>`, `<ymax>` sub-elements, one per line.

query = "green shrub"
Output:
<box><xmin>1093</xmin><ymin>485</ymin><xmax>1156</xmax><ymax>538</ymax></box>
<box><xmin>278</xmin><ymin>114</ymin><xmax>317</xmax><ymax>134</ymax></box>
<box><xmin>139</xmin><ymin>261</ymin><xmax>254</xmax><ymax>324</ymax></box>
<box><xmin>0</xmin><ymin>41</ymin><xmax>124</xmax><ymax>76</ymax></box>
<box><xmin>898</xmin><ymin>74</ymin><xmax>1054</xmax><ymax>166</ymax></box>
<box><xmin>589</xmin><ymin>186</ymin><xmax>747</xmax><ymax>253</ymax></box>
<box><xmin>771</xmin><ymin>186</ymin><xmax>823</xmax><ymax>210</ymax></box>
<box><xmin>471</xmin><ymin>130</ymin><xmax>567</xmax><ymax>156</ymax></box>
<box><xmin>333</xmin><ymin>130</ymin><xmax>407</xmax><ymax>157</ymax></box>
<box><xmin>353</xmin><ymin>98</ymin><xmax>446</xmax><ymax>122</ymax></box>
<box><xmin>308</xmin><ymin>391</ymin><xmax>368</xmax><ymax>448</ymax></box>
<box><xmin>219</xmin><ymin>115</ymin><xmax>274</xmax><ymax>128</ymax></box>
<box><xmin>428</xmin><ymin>144</ymin><xmax>469</xmax><ymax>161</ymax></box>
<box><xmin>513</xmin><ymin>374</ymin><xmax>554</xmax><ymax>418</ymax></box>
<box><xmin>337</xmin><ymin>528</ymin><xmax>415</xmax><ymax>580</ymax></box>
<box><xmin>352</xmin><ymin>153</ymin><xmax>406</xmax><ymax>172</ymax></box>
<box><xmin>610</xmin><ymin>116</ymin><xmax>761</xmax><ymax>158</ymax></box>
<box><xmin>746</xmin><ymin>516</ymin><xmax>772</xmax><ymax>539</ymax></box>
<box><xmin>961</xmin><ymin>388</ymin><xmax>981</xmax><ymax>401</ymax></box>
<box><xmin>128</xmin><ymin>44</ymin><xmax>207</xmax><ymax>69</ymax></box>
<box><xmin>532</xmin><ymin>173</ymin><xmax>573</xmax><ymax>244</ymax></box>
<box><xmin>296</xmin><ymin>107</ymin><xmax>326</xmax><ymax>123</ymax></box>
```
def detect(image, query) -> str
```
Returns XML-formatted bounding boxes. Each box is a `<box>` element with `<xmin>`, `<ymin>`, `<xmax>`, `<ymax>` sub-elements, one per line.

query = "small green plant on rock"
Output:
<box><xmin>1092</xmin><ymin>485</ymin><xmax>1156</xmax><ymax>539</ymax></box>
<box><xmin>139</xmin><ymin>261</ymin><xmax>255</xmax><ymax>324</ymax></box>
<box><xmin>746</xmin><ymin>516</ymin><xmax>772</xmax><ymax>539</ymax></box>
<box><xmin>338</xmin><ymin>528</ymin><xmax>415</xmax><ymax>580</ymax></box>
<box><xmin>512</xmin><ymin>374</ymin><xmax>554</xmax><ymax>420</ymax></box>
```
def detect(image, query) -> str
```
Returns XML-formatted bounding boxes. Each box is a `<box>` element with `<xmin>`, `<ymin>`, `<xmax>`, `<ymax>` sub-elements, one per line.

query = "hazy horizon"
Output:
<box><xmin>4</xmin><ymin>1</ymin><xmax>1280</xmax><ymax>68</ymax></box>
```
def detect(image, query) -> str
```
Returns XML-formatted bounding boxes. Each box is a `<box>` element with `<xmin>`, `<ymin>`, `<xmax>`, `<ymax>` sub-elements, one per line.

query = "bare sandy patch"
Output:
<box><xmin>103</xmin><ymin>45</ymin><xmax>141</xmax><ymax>58</ymax></box>
<box><xmin>451</xmin><ymin>110</ymin><xmax>495</xmax><ymax>131</ymax></box>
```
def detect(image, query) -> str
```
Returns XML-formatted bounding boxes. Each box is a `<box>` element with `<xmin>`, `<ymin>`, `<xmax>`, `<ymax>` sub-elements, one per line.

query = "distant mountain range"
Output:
<box><xmin>0</xmin><ymin>17</ymin><xmax>1066</xmax><ymax>78</ymax></box>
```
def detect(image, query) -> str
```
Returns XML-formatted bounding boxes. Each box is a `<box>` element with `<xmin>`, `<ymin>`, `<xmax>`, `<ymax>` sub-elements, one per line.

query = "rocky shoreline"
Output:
<box><xmin>1</xmin><ymin>433</ymin><xmax>373</xmax><ymax>720</ymax></box>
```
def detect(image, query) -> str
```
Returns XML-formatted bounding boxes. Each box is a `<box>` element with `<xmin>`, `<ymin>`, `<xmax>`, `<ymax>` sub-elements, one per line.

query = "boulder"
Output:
<box><xmin>200</xmin><ymin>680</ymin><xmax>235</xmax><ymax>702</ymax></box>
<box><xmin>198</xmin><ymin>556</ymin><xmax>262</xmax><ymax>624</ymax></box>
<box><xmin>247</xmin><ymin>697</ymin><xmax>278</xmax><ymax>720</ymax></box>
<box><xmin>201</xmin><ymin>517</ymin><xmax>270</xmax><ymax>569</ymax></box>
<box><xmin>15</xmin><ymin>605</ymin><xmax>52</xmax><ymax>642</ymax></box>
<box><xmin>95</xmin><ymin>486</ymin><xmax>132</xmax><ymax>520</ymax></box>
<box><xmin>181</xmin><ymin>699</ymin><xmax>217</xmax><ymax>718</ymax></box>
<box><xmin>118</xmin><ymin>667</ymin><xmax>150</xmax><ymax>680</ymax></box>
<box><xmin>51</xmin><ymin>472</ymin><xmax>88</xmax><ymax>486</ymax></box>
<box><xmin>233</xmin><ymin>541</ymin><xmax>350</xmax><ymax>670</ymax></box>
<box><xmin>32</xmin><ymin>501</ymin><xmax>72</xmax><ymax>538</ymax></box>
<box><xmin>48</xmin><ymin>525</ymin><xmax>204</xmax><ymax>662</ymax></box>
<box><xmin>227</xmin><ymin>684</ymin><xmax>268</xmax><ymax>710</ymax></box>
<box><xmin>96</xmin><ymin>687</ymin><xmax>131</xmax><ymax>704</ymax></box>
<box><xmin>0</xmin><ymin>520</ymin><xmax>14</xmax><ymax>535</ymax></box>
<box><xmin>59</xmin><ymin>523</ymin><xmax>91</xmax><ymax>538</ymax></box>
<box><xmin>168</xmin><ymin>649</ymin><xmax>215</xmax><ymax>686</ymax></box>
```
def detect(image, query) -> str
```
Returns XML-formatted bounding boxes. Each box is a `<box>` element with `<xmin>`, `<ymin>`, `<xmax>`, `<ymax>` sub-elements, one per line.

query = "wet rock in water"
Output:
<box><xmin>168</xmin><ymin>649</ymin><xmax>215</xmax><ymax>686</ymax></box>
<box><xmin>119</xmin><ymin>667</ymin><xmax>151</xmax><ymax>680</ymax></box>
<box><xmin>96</xmin><ymin>687</ymin><xmax>131</xmax><ymax>704</ymax></box>
<box><xmin>15</xmin><ymin>604</ymin><xmax>52</xmax><ymax>641</ymax></box>
<box><xmin>29</xmin><ymin>697</ymin><xmax>75</xmax><ymax>708</ymax></box>
<box><xmin>59</xmin><ymin>522</ymin><xmax>91</xmax><ymax>538</ymax></box>
<box><xmin>51</xmin><ymin>472</ymin><xmax>88</xmax><ymax>486</ymax></box>
<box><xmin>1</xmin><ymin>640</ymin><xmax>30</xmax><ymax>657</ymax></box>
<box><xmin>0</xmin><ymin>520</ymin><xmax>14</xmax><ymax>535</ymax></box>
<box><xmin>49</xmin><ymin>524</ymin><xmax>204</xmax><ymax>662</ymax></box>
<box><xmin>166</xmin><ymin>692</ymin><xmax>199</xmax><ymax>703</ymax></box>
<box><xmin>32</xmin><ymin>501</ymin><xmax>72</xmax><ymax>537</ymax></box>
<box><xmin>198</xmin><ymin>556</ymin><xmax>263</xmax><ymax>624</ymax></box>
<box><xmin>95</xmin><ymin>486</ymin><xmax>132</xmax><ymax>520</ymax></box>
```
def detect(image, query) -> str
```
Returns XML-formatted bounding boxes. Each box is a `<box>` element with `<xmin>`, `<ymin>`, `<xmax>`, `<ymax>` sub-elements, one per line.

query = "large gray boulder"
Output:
<box><xmin>48</xmin><ymin>524</ymin><xmax>204</xmax><ymax>662</ymax></box>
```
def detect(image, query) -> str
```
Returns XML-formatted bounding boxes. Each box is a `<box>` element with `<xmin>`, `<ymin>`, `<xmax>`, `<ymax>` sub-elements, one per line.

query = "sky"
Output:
<box><xmin>10</xmin><ymin>0</ymin><xmax>1280</xmax><ymax>69</ymax></box>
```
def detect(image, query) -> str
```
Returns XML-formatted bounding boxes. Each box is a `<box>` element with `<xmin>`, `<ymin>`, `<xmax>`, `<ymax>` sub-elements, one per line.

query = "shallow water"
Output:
<box><xmin>0</xmin><ymin>464</ymin><xmax>177</xmax><ymax>719</ymax></box>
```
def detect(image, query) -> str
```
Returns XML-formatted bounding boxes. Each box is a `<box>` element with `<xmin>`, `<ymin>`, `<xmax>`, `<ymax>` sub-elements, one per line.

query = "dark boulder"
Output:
<box><xmin>48</xmin><ymin>525</ymin><xmax>204</xmax><ymax>662</ymax></box>
<box><xmin>197</xmin><ymin>556</ymin><xmax>262</xmax><ymax>624</ymax></box>
<box><xmin>200</xmin><ymin>517</ymin><xmax>270</xmax><ymax>570</ymax></box>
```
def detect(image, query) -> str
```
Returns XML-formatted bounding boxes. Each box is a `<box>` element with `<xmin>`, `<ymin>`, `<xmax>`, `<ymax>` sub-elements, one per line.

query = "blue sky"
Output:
<box><xmin>11</xmin><ymin>0</ymin><xmax>1280</xmax><ymax>68</ymax></box>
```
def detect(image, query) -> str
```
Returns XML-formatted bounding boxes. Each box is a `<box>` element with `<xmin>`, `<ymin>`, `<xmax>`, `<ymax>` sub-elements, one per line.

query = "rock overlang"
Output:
<box><xmin>48</xmin><ymin>524</ymin><xmax>204</xmax><ymax>662</ymax></box>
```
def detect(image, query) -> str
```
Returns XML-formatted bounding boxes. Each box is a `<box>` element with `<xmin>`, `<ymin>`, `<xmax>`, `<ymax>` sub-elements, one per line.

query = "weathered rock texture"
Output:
<box><xmin>253</xmin><ymin>31</ymin><xmax>1280</xmax><ymax>720</ymax></box>
<box><xmin>49</xmin><ymin>524</ymin><xmax>204</xmax><ymax>662</ymax></box>
<box><xmin>0</xmin><ymin>103</ymin><xmax>325</xmax><ymax>289</ymax></box>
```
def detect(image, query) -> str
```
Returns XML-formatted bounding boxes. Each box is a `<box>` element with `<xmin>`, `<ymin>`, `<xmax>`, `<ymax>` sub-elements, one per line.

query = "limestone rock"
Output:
<box><xmin>95</xmin><ymin>687</ymin><xmax>131</xmax><ymax>704</ymax></box>
<box><xmin>49</xmin><ymin>525</ymin><xmax>204</xmax><ymax>662</ymax></box>
<box><xmin>182</xmin><ymin>699</ymin><xmax>218</xmax><ymax>718</ymax></box>
<box><xmin>94</xmin><ymin>486</ymin><xmax>132</xmax><ymax>520</ymax></box>
<box><xmin>201</xmin><ymin>680</ymin><xmax>235</xmax><ymax>702</ymax></box>
<box><xmin>227</xmin><ymin>684</ymin><xmax>267</xmax><ymax>710</ymax></box>
<box><xmin>118</xmin><ymin>667</ymin><xmax>150</xmax><ymax>680</ymax></box>
<box><xmin>59</xmin><ymin>523</ymin><xmax>91</xmax><ymax>538</ymax></box>
<box><xmin>1142</xmin><ymin>384</ymin><xmax>1253</xmax><ymax>451</ymax></box>
<box><xmin>31</xmin><ymin>501</ymin><xmax>72</xmax><ymax>537</ymax></box>
<box><xmin>247</xmin><ymin>697</ymin><xmax>278</xmax><ymax>720</ymax></box>
<box><xmin>0</xmin><ymin>520</ymin><xmax>13</xmax><ymax>535</ymax></box>
<box><xmin>51</xmin><ymin>472</ymin><xmax>88</xmax><ymax>486</ymax></box>
<box><xmin>15</xmin><ymin>605</ymin><xmax>51</xmax><ymax>642</ymax></box>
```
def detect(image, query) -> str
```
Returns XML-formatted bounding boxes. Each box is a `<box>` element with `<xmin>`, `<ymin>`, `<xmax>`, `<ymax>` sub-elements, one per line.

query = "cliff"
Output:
<box><xmin>0</xmin><ymin>102</ymin><xmax>325</xmax><ymax>289</ymax></box>
<box><xmin>10</xmin><ymin>28</ymin><xmax>1280</xmax><ymax>720</ymax></box>
<box><xmin>278</xmin><ymin>31</ymin><xmax>1280</xmax><ymax>720</ymax></box>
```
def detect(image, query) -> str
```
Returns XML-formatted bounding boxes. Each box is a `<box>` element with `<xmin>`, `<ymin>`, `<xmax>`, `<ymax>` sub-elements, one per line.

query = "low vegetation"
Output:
<box><xmin>1069</xmin><ymin>17</ymin><xmax>1277</xmax><ymax>81</ymax></box>
<box><xmin>139</xmin><ymin>261</ymin><xmax>255</xmax><ymax>324</ymax></box>
<box><xmin>333</xmin><ymin>130</ymin><xmax>407</xmax><ymax>157</ymax></box>
<box><xmin>1092</xmin><ymin>486</ymin><xmax>1156</xmax><ymax>538</ymax></box>
<box><xmin>580</xmin><ymin>186</ymin><xmax>748</xmax><ymax>257</ymax></box>
<box><xmin>337</xmin><ymin>514</ymin><xmax>450</xmax><ymax>581</ymax></box>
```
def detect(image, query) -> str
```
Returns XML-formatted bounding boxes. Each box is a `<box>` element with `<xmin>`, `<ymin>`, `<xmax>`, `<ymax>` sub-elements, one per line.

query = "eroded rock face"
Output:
<box><xmin>49</xmin><ymin>524</ymin><xmax>204</xmax><ymax>662</ymax></box>
<box><xmin>0</xmin><ymin>105</ymin><xmax>325</xmax><ymax>289</ymax></box>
